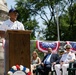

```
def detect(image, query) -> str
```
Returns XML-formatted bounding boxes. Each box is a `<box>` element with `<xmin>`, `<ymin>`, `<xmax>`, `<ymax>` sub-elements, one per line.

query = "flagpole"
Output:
<box><xmin>57</xmin><ymin>15</ymin><xmax>60</xmax><ymax>41</ymax></box>
<box><xmin>56</xmin><ymin>6</ymin><xmax>60</xmax><ymax>41</ymax></box>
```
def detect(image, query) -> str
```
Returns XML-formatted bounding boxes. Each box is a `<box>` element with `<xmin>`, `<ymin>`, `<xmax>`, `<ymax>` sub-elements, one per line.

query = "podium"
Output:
<box><xmin>4</xmin><ymin>30</ymin><xmax>31</xmax><ymax>75</ymax></box>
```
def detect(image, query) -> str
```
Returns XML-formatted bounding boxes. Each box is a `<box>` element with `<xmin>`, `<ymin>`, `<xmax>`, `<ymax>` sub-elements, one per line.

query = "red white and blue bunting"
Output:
<box><xmin>36</xmin><ymin>40</ymin><xmax>76</xmax><ymax>53</ymax></box>
<box><xmin>36</xmin><ymin>40</ymin><xmax>60</xmax><ymax>53</ymax></box>
<box><xmin>7</xmin><ymin>65</ymin><xmax>31</xmax><ymax>75</ymax></box>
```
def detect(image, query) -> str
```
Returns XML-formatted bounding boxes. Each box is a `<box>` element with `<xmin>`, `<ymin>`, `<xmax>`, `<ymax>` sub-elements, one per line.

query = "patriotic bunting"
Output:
<box><xmin>7</xmin><ymin>65</ymin><xmax>31</xmax><ymax>75</ymax></box>
<box><xmin>36</xmin><ymin>40</ymin><xmax>76</xmax><ymax>53</ymax></box>
<box><xmin>36</xmin><ymin>40</ymin><xmax>60</xmax><ymax>53</ymax></box>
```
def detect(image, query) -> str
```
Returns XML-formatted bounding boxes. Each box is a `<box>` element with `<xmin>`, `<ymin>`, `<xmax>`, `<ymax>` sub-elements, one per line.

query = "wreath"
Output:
<box><xmin>7</xmin><ymin>65</ymin><xmax>31</xmax><ymax>75</ymax></box>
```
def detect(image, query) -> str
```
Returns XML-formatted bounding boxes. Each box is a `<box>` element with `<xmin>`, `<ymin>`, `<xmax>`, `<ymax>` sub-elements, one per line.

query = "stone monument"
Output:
<box><xmin>0</xmin><ymin>0</ymin><xmax>8</xmax><ymax>24</ymax></box>
<box><xmin>0</xmin><ymin>0</ymin><xmax>8</xmax><ymax>75</ymax></box>
<box><xmin>0</xmin><ymin>0</ymin><xmax>8</xmax><ymax>58</ymax></box>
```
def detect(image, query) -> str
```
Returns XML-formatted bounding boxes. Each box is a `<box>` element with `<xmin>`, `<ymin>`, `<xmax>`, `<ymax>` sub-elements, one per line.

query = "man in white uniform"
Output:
<box><xmin>0</xmin><ymin>8</ymin><xmax>25</xmax><ymax>75</ymax></box>
<box><xmin>0</xmin><ymin>8</ymin><xmax>25</xmax><ymax>30</ymax></box>
<box><xmin>55</xmin><ymin>44</ymin><xmax>75</xmax><ymax>75</ymax></box>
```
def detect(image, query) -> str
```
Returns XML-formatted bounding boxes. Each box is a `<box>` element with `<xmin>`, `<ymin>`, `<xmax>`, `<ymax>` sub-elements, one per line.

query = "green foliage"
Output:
<box><xmin>15</xmin><ymin>0</ymin><xmax>40</xmax><ymax>40</ymax></box>
<box><xmin>15</xmin><ymin>0</ymin><xmax>76</xmax><ymax>41</ymax></box>
<box><xmin>59</xmin><ymin>2</ymin><xmax>76</xmax><ymax>41</ymax></box>
<box><xmin>14</xmin><ymin>0</ymin><xmax>76</xmax><ymax>59</ymax></box>
<box><xmin>24</xmin><ymin>20</ymin><xmax>39</xmax><ymax>39</ymax></box>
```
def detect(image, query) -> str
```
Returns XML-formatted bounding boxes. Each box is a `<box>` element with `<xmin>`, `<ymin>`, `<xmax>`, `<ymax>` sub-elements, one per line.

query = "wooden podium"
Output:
<box><xmin>4</xmin><ymin>30</ymin><xmax>31</xmax><ymax>75</ymax></box>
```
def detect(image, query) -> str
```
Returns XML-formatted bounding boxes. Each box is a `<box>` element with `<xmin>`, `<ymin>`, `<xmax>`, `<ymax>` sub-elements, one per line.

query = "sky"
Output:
<box><xmin>6</xmin><ymin>0</ymin><xmax>16</xmax><ymax>9</ymax></box>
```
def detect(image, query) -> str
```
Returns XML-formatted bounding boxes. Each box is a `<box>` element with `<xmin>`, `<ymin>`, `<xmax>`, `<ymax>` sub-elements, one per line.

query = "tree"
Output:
<box><xmin>15</xmin><ymin>0</ymin><xmax>40</xmax><ymax>40</ymax></box>
<box><xmin>68</xmin><ymin>1</ymin><xmax>76</xmax><ymax>40</ymax></box>
<box><xmin>15</xmin><ymin>0</ymin><xmax>76</xmax><ymax>41</ymax></box>
<box><xmin>15</xmin><ymin>0</ymin><xmax>65</xmax><ymax>40</ymax></box>
<box><xmin>59</xmin><ymin>1</ymin><xmax>76</xmax><ymax>41</ymax></box>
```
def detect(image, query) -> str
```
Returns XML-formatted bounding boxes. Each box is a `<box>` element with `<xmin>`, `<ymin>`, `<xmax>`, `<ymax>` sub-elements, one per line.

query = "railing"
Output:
<box><xmin>67</xmin><ymin>60</ymin><xmax>76</xmax><ymax>75</ymax></box>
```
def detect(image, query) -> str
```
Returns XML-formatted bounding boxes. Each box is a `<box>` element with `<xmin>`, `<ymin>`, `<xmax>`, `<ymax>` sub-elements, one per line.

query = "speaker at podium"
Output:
<box><xmin>0</xmin><ymin>30</ymin><xmax>31</xmax><ymax>75</ymax></box>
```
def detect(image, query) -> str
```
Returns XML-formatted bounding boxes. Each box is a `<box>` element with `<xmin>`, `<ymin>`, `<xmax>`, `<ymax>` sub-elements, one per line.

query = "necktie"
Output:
<box><xmin>44</xmin><ymin>54</ymin><xmax>51</xmax><ymax>64</ymax></box>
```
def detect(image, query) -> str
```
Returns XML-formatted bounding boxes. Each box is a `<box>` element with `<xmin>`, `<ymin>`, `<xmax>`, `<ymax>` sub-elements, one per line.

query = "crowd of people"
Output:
<box><xmin>31</xmin><ymin>44</ymin><xmax>76</xmax><ymax>75</ymax></box>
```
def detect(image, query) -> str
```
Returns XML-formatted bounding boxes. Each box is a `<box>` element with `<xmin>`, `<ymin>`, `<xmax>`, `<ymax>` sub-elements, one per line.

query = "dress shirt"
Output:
<box><xmin>44</xmin><ymin>54</ymin><xmax>52</xmax><ymax>64</ymax></box>
<box><xmin>0</xmin><ymin>19</ymin><xmax>25</xmax><ymax>31</ymax></box>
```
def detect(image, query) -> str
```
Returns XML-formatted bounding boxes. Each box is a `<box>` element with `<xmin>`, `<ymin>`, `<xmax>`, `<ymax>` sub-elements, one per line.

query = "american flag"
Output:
<box><xmin>36</xmin><ymin>40</ymin><xmax>60</xmax><ymax>53</ymax></box>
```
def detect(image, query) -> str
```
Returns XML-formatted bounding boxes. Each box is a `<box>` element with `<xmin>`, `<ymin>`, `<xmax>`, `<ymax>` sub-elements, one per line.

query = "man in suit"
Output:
<box><xmin>36</xmin><ymin>48</ymin><xmax>59</xmax><ymax>75</ymax></box>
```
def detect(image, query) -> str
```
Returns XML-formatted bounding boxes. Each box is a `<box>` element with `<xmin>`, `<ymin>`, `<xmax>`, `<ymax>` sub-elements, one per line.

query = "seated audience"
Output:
<box><xmin>36</xmin><ymin>48</ymin><xmax>59</xmax><ymax>75</ymax></box>
<box><xmin>31</xmin><ymin>51</ymin><xmax>41</xmax><ymax>75</ymax></box>
<box><xmin>56</xmin><ymin>50</ymin><xmax>64</xmax><ymax>64</ymax></box>
<box><xmin>54</xmin><ymin>44</ymin><xmax>75</xmax><ymax>75</ymax></box>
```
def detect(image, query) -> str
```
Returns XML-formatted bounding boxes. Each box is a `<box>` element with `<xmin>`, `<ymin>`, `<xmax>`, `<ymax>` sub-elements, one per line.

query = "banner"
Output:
<box><xmin>36</xmin><ymin>40</ymin><xmax>60</xmax><ymax>53</ymax></box>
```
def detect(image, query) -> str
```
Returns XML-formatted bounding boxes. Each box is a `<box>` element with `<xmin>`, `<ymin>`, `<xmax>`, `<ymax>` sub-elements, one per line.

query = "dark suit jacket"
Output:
<box><xmin>37</xmin><ymin>53</ymin><xmax>59</xmax><ymax>74</ymax></box>
<box><xmin>42</xmin><ymin>53</ymin><xmax>59</xmax><ymax>66</ymax></box>
<box><xmin>56</xmin><ymin>56</ymin><xmax>62</xmax><ymax>64</ymax></box>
